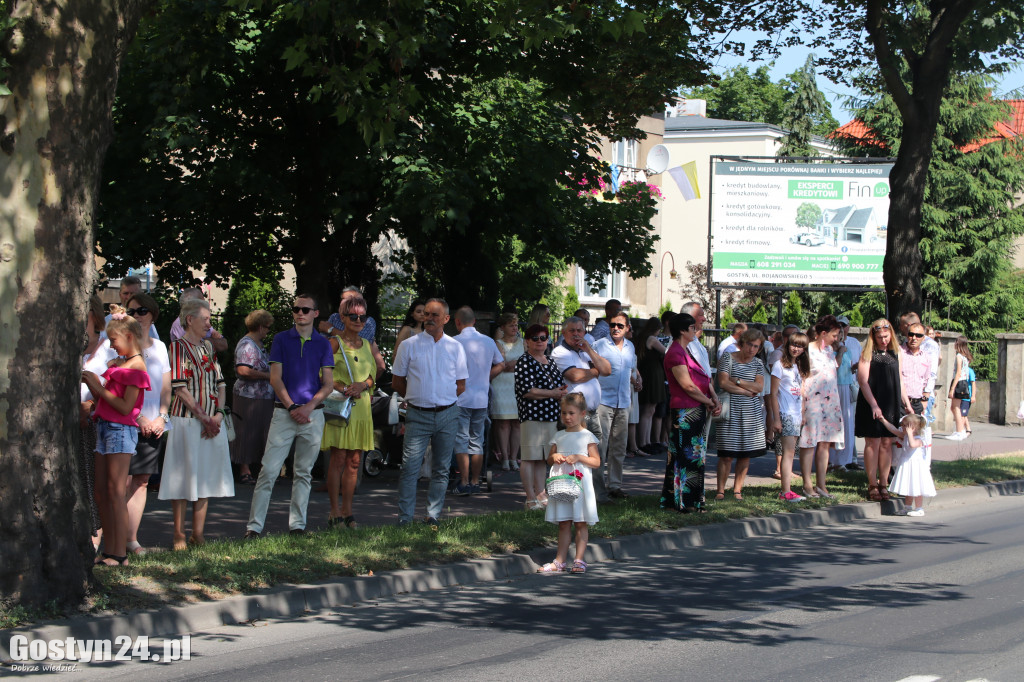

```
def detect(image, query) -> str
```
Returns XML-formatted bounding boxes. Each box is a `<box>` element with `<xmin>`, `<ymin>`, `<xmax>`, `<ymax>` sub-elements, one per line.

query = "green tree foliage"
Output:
<box><xmin>565</xmin><ymin>286</ymin><xmax>581</xmax><ymax>318</ymax></box>
<box><xmin>795</xmin><ymin>202</ymin><xmax>823</xmax><ymax>231</ymax></box>
<box><xmin>682</xmin><ymin>65</ymin><xmax>788</xmax><ymax>123</ymax></box>
<box><xmin>783</xmin><ymin>0</ymin><xmax>1024</xmax><ymax>318</ymax></box>
<box><xmin>783</xmin><ymin>291</ymin><xmax>804</xmax><ymax>326</ymax></box>
<box><xmin>836</xmin><ymin>72</ymin><xmax>1024</xmax><ymax>348</ymax></box>
<box><xmin>778</xmin><ymin>55</ymin><xmax>837</xmax><ymax>157</ymax></box>
<box><xmin>98</xmin><ymin>0</ymin><xmax>717</xmax><ymax>313</ymax></box>
<box><xmin>721</xmin><ymin>307</ymin><xmax>737</xmax><ymax>327</ymax></box>
<box><xmin>751</xmin><ymin>303</ymin><xmax>769</xmax><ymax>323</ymax></box>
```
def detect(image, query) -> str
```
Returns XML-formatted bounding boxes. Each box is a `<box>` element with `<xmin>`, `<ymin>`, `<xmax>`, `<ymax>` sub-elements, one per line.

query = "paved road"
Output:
<box><xmin>60</xmin><ymin>491</ymin><xmax>1024</xmax><ymax>681</ymax></box>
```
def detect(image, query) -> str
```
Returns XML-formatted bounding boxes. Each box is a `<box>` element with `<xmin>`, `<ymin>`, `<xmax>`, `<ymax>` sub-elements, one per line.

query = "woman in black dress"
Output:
<box><xmin>635</xmin><ymin>317</ymin><xmax>668</xmax><ymax>453</ymax></box>
<box><xmin>855</xmin><ymin>318</ymin><xmax>913</xmax><ymax>501</ymax></box>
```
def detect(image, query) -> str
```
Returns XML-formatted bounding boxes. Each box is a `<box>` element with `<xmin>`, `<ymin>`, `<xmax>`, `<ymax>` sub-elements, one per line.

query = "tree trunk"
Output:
<box><xmin>0</xmin><ymin>0</ymin><xmax>149</xmax><ymax>608</ymax></box>
<box><xmin>883</xmin><ymin>115</ymin><xmax>937</xmax><ymax>321</ymax></box>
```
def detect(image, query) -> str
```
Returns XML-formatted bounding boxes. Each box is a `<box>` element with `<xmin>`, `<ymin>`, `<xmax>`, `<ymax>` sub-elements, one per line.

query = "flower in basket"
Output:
<box><xmin>571</xmin><ymin>468</ymin><xmax>583</xmax><ymax>480</ymax></box>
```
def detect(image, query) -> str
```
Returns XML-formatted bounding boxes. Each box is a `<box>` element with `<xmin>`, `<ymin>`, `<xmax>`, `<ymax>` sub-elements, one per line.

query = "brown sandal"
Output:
<box><xmin>867</xmin><ymin>484</ymin><xmax>882</xmax><ymax>502</ymax></box>
<box><xmin>877</xmin><ymin>485</ymin><xmax>891</xmax><ymax>501</ymax></box>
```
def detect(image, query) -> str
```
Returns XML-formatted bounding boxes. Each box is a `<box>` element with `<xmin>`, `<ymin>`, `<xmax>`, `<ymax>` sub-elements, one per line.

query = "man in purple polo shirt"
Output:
<box><xmin>246</xmin><ymin>294</ymin><xmax>334</xmax><ymax>537</ymax></box>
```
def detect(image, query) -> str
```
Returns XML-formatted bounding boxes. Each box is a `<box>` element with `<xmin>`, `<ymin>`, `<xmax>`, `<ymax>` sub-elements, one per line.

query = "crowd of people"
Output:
<box><xmin>79</xmin><ymin>279</ymin><xmax>956</xmax><ymax>566</ymax></box>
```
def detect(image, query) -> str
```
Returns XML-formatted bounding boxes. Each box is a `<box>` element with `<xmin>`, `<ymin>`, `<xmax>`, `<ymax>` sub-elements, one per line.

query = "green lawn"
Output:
<box><xmin>3</xmin><ymin>455</ymin><xmax>1023</xmax><ymax>629</ymax></box>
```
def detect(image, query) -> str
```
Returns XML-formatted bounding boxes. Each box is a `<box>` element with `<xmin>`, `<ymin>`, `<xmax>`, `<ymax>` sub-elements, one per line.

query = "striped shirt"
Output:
<box><xmin>169</xmin><ymin>337</ymin><xmax>225</xmax><ymax>418</ymax></box>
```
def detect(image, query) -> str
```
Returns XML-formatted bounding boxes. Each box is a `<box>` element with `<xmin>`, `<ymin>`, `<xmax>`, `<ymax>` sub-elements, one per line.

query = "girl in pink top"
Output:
<box><xmin>81</xmin><ymin>305</ymin><xmax>150</xmax><ymax>566</ymax></box>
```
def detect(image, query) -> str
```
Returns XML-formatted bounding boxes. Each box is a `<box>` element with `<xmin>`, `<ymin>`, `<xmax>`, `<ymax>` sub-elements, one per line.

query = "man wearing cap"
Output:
<box><xmin>391</xmin><ymin>298</ymin><xmax>468</xmax><ymax>525</ymax></box>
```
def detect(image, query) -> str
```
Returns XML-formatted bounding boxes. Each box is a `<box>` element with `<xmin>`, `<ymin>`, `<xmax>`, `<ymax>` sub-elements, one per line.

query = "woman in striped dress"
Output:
<box><xmin>714</xmin><ymin>328</ymin><xmax>766</xmax><ymax>500</ymax></box>
<box><xmin>159</xmin><ymin>298</ymin><xmax>234</xmax><ymax>550</ymax></box>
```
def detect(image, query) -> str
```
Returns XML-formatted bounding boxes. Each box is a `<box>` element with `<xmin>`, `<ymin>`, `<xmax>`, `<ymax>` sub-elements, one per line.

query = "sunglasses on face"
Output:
<box><xmin>292</xmin><ymin>306</ymin><xmax>314</xmax><ymax>314</ymax></box>
<box><xmin>907</xmin><ymin>331</ymin><xmax>925</xmax><ymax>338</ymax></box>
<box><xmin>127</xmin><ymin>307</ymin><xmax>150</xmax><ymax>317</ymax></box>
<box><xmin>609</xmin><ymin>322</ymin><xmax>627</xmax><ymax>330</ymax></box>
<box><xmin>529</xmin><ymin>335</ymin><xmax>549</xmax><ymax>342</ymax></box>
<box><xmin>873</xmin><ymin>324</ymin><xmax>890</xmax><ymax>332</ymax></box>
<box><xmin>346</xmin><ymin>313</ymin><xmax>368</xmax><ymax>322</ymax></box>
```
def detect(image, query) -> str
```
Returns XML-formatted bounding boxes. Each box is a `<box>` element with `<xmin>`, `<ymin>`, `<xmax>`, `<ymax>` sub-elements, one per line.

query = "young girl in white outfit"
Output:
<box><xmin>539</xmin><ymin>393</ymin><xmax>600</xmax><ymax>574</ymax></box>
<box><xmin>878</xmin><ymin>413</ymin><xmax>936</xmax><ymax>516</ymax></box>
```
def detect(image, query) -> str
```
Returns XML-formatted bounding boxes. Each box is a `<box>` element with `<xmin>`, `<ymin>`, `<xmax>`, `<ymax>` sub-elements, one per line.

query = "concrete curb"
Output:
<box><xmin>4</xmin><ymin>478</ymin><xmax>1023</xmax><ymax>654</ymax></box>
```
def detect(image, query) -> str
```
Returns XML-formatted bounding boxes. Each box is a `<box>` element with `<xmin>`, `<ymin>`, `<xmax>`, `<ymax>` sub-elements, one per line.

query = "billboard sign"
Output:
<box><xmin>710</xmin><ymin>159</ymin><xmax>892</xmax><ymax>286</ymax></box>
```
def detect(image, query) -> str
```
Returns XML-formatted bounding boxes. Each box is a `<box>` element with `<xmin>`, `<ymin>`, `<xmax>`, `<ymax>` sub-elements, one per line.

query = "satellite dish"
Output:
<box><xmin>646</xmin><ymin>144</ymin><xmax>669</xmax><ymax>175</ymax></box>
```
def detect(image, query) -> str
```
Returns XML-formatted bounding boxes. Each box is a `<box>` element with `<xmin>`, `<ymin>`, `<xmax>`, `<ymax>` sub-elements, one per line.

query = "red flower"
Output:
<box><xmin>572</xmin><ymin>469</ymin><xmax>583</xmax><ymax>480</ymax></box>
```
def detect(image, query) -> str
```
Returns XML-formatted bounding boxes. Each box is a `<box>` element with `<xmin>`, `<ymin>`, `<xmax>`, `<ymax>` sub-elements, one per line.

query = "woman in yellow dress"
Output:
<box><xmin>321</xmin><ymin>295</ymin><xmax>375</xmax><ymax>528</ymax></box>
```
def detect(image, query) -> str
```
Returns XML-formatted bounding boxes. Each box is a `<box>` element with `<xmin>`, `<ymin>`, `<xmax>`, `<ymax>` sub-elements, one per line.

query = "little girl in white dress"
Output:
<box><xmin>879</xmin><ymin>413</ymin><xmax>936</xmax><ymax>516</ymax></box>
<box><xmin>539</xmin><ymin>393</ymin><xmax>600</xmax><ymax>574</ymax></box>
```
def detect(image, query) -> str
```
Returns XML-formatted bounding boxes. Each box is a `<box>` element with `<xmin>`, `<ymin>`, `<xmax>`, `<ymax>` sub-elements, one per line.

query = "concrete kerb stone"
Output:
<box><xmin>4</xmin><ymin>479</ymin><xmax>1022</xmax><ymax>652</ymax></box>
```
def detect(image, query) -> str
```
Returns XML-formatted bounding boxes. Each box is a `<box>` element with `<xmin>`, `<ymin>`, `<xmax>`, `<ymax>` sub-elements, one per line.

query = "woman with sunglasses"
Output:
<box><xmin>514</xmin><ymin>323</ymin><xmax>568</xmax><ymax>510</ymax></box>
<box><xmin>124</xmin><ymin>292</ymin><xmax>172</xmax><ymax>554</ymax></box>
<box><xmin>855</xmin><ymin>318</ymin><xmax>913</xmax><ymax>501</ymax></box>
<box><xmin>231</xmin><ymin>309</ymin><xmax>275</xmax><ymax>485</ymax></box>
<box><xmin>320</xmin><ymin>296</ymin><xmax>375</xmax><ymax>528</ymax></box>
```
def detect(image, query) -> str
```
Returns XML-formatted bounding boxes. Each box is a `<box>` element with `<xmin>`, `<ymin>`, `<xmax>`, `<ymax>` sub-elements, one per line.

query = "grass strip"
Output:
<box><xmin>4</xmin><ymin>455</ymin><xmax>1023</xmax><ymax>628</ymax></box>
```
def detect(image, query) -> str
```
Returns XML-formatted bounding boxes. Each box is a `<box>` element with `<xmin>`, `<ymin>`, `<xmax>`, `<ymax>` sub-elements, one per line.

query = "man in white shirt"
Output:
<box><xmin>551</xmin><ymin>316</ymin><xmax>612</xmax><ymax>499</ymax></box>
<box><xmin>392</xmin><ymin>298</ymin><xmax>469</xmax><ymax>526</ymax></box>
<box><xmin>717</xmin><ymin>322</ymin><xmax>746</xmax><ymax>360</ymax></box>
<box><xmin>451</xmin><ymin>307</ymin><xmax>504</xmax><ymax>496</ymax></box>
<box><xmin>593</xmin><ymin>311</ymin><xmax>640</xmax><ymax>499</ymax></box>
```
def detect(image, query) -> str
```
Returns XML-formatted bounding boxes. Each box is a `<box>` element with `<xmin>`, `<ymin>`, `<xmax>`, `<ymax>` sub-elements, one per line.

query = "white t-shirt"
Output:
<box><xmin>771</xmin><ymin>360</ymin><xmax>804</xmax><ymax>420</ymax></box>
<box><xmin>81</xmin><ymin>340</ymin><xmax>117</xmax><ymax>402</ymax></box>
<box><xmin>140</xmin><ymin>340</ymin><xmax>171</xmax><ymax>420</ymax></box>
<box><xmin>392</xmin><ymin>331</ymin><xmax>469</xmax><ymax>408</ymax></box>
<box><xmin>717</xmin><ymin>337</ymin><xmax>739</xmax><ymax>359</ymax></box>
<box><xmin>455</xmin><ymin>327</ymin><xmax>504</xmax><ymax>409</ymax></box>
<box><xmin>551</xmin><ymin>343</ymin><xmax>602</xmax><ymax>413</ymax></box>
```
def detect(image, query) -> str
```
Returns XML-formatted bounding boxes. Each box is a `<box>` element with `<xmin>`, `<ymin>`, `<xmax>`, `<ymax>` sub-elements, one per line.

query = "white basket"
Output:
<box><xmin>545</xmin><ymin>464</ymin><xmax>582</xmax><ymax>503</ymax></box>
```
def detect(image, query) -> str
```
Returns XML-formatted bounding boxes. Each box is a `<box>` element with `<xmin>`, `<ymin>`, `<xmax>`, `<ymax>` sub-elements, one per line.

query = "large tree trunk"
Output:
<box><xmin>0</xmin><ymin>0</ymin><xmax>149</xmax><ymax>608</ymax></box>
<box><xmin>883</xmin><ymin>115</ymin><xmax>937</xmax><ymax>321</ymax></box>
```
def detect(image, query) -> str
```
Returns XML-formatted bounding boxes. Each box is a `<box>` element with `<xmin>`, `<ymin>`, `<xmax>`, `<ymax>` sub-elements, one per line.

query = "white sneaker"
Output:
<box><xmin>501</xmin><ymin>460</ymin><xmax>510</xmax><ymax>471</ymax></box>
<box><xmin>907</xmin><ymin>508</ymin><xmax>925</xmax><ymax>517</ymax></box>
<box><xmin>945</xmin><ymin>431</ymin><xmax>966</xmax><ymax>440</ymax></box>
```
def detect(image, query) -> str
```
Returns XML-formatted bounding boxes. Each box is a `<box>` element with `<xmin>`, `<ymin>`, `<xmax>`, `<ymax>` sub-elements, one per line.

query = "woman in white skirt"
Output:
<box><xmin>159</xmin><ymin>298</ymin><xmax>234</xmax><ymax>550</ymax></box>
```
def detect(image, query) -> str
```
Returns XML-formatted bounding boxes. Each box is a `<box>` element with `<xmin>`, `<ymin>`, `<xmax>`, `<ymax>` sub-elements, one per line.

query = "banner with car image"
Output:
<box><xmin>709</xmin><ymin>158</ymin><xmax>893</xmax><ymax>286</ymax></box>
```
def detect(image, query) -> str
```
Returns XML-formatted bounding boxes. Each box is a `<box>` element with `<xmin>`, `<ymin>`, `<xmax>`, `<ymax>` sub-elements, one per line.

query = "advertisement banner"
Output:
<box><xmin>710</xmin><ymin>160</ymin><xmax>892</xmax><ymax>286</ymax></box>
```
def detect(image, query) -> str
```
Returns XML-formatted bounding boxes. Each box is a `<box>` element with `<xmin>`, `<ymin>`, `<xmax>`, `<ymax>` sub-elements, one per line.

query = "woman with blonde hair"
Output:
<box><xmin>855</xmin><ymin>318</ymin><xmax>913</xmax><ymax>501</ymax></box>
<box><xmin>947</xmin><ymin>336</ymin><xmax>974</xmax><ymax>440</ymax></box>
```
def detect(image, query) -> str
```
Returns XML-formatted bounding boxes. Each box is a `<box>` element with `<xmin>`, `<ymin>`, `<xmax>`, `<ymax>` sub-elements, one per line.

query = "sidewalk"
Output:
<box><xmin>131</xmin><ymin>421</ymin><xmax>1024</xmax><ymax>551</ymax></box>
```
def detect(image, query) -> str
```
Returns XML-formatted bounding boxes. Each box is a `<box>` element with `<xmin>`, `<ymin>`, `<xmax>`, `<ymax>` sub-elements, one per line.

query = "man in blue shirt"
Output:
<box><xmin>246</xmin><ymin>294</ymin><xmax>334</xmax><ymax>537</ymax></box>
<box><xmin>592</xmin><ymin>310</ymin><xmax>639</xmax><ymax>498</ymax></box>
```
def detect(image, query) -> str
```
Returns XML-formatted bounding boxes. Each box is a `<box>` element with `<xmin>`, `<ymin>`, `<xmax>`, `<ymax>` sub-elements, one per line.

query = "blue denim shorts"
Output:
<box><xmin>95</xmin><ymin>419</ymin><xmax>139</xmax><ymax>455</ymax></box>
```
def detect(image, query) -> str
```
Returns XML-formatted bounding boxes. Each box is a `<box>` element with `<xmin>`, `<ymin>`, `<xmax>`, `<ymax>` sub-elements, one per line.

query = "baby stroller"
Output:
<box><xmin>362</xmin><ymin>373</ymin><xmax>405</xmax><ymax>478</ymax></box>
